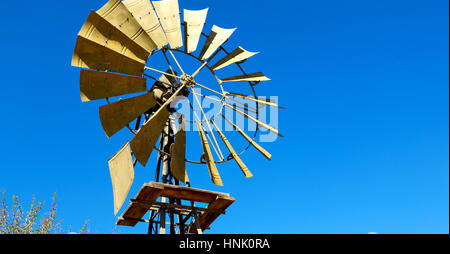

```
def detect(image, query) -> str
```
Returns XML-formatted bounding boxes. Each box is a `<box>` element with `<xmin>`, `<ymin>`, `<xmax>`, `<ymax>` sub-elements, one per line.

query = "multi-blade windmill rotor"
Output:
<box><xmin>72</xmin><ymin>0</ymin><xmax>283</xmax><ymax>232</ymax></box>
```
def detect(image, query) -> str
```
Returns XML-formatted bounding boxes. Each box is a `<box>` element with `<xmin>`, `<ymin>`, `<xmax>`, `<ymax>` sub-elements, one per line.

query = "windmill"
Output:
<box><xmin>71</xmin><ymin>0</ymin><xmax>283</xmax><ymax>234</ymax></box>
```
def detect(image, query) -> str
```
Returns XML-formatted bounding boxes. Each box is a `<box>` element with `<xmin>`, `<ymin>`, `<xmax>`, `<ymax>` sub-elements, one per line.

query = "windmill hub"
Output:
<box><xmin>180</xmin><ymin>74</ymin><xmax>195</xmax><ymax>88</ymax></box>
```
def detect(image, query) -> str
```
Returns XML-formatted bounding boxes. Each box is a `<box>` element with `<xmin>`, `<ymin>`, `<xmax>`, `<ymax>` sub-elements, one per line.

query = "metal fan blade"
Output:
<box><xmin>169</xmin><ymin>121</ymin><xmax>188</xmax><ymax>183</ymax></box>
<box><xmin>210</xmin><ymin>119</ymin><xmax>253</xmax><ymax>178</ymax></box>
<box><xmin>78</xmin><ymin>11</ymin><xmax>149</xmax><ymax>63</ymax></box>
<box><xmin>197</xmin><ymin>122</ymin><xmax>223</xmax><ymax>186</ymax></box>
<box><xmin>108</xmin><ymin>142</ymin><xmax>134</xmax><ymax>216</ymax></box>
<box><xmin>152</xmin><ymin>0</ymin><xmax>183</xmax><ymax>49</ymax></box>
<box><xmin>226</xmin><ymin>105</ymin><xmax>283</xmax><ymax>137</ymax></box>
<box><xmin>211</xmin><ymin>46</ymin><xmax>258</xmax><ymax>71</ymax></box>
<box><xmin>80</xmin><ymin>69</ymin><xmax>147</xmax><ymax>102</ymax></box>
<box><xmin>96</xmin><ymin>0</ymin><xmax>157</xmax><ymax>54</ymax></box>
<box><xmin>99</xmin><ymin>92</ymin><xmax>157</xmax><ymax>138</ymax></box>
<box><xmin>183</xmin><ymin>8</ymin><xmax>208</xmax><ymax>53</ymax></box>
<box><xmin>221</xmin><ymin>114</ymin><xmax>272</xmax><ymax>160</ymax></box>
<box><xmin>130</xmin><ymin>107</ymin><xmax>170</xmax><ymax>167</ymax></box>
<box><xmin>72</xmin><ymin>36</ymin><xmax>145</xmax><ymax>76</ymax></box>
<box><xmin>198</xmin><ymin>25</ymin><xmax>236</xmax><ymax>60</ymax></box>
<box><xmin>226</xmin><ymin>92</ymin><xmax>285</xmax><ymax>109</ymax></box>
<box><xmin>130</xmin><ymin>83</ymin><xmax>187</xmax><ymax>165</ymax></box>
<box><xmin>123</xmin><ymin>0</ymin><xmax>168</xmax><ymax>49</ymax></box>
<box><xmin>221</xmin><ymin>72</ymin><xmax>271</xmax><ymax>83</ymax></box>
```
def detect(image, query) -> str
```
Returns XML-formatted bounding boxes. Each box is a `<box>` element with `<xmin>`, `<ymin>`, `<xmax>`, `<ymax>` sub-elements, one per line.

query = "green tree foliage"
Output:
<box><xmin>0</xmin><ymin>191</ymin><xmax>89</xmax><ymax>234</ymax></box>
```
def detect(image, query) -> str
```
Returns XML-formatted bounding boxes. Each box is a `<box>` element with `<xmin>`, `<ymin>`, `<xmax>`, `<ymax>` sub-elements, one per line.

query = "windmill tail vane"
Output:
<box><xmin>71</xmin><ymin>0</ymin><xmax>283</xmax><ymax>234</ymax></box>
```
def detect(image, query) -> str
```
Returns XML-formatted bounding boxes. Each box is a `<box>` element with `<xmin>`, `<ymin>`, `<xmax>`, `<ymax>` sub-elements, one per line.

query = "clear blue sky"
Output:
<box><xmin>0</xmin><ymin>0</ymin><xmax>448</xmax><ymax>234</ymax></box>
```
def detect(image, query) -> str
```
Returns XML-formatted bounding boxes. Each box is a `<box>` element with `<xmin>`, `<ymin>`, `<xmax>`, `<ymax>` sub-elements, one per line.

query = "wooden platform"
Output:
<box><xmin>116</xmin><ymin>182</ymin><xmax>235</xmax><ymax>232</ymax></box>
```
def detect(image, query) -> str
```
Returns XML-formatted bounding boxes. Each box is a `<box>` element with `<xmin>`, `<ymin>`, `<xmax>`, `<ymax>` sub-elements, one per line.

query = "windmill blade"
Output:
<box><xmin>123</xmin><ymin>0</ymin><xmax>168</xmax><ymax>49</ymax></box>
<box><xmin>211</xmin><ymin>46</ymin><xmax>258</xmax><ymax>71</ymax></box>
<box><xmin>80</xmin><ymin>69</ymin><xmax>147</xmax><ymax>102</ymax></box>
<box><xmin>152</xmin><ymin>0</ymin><xmax>183</xmax><ymax>49</ymax></box>
<box><xmin>96</xmin><ymin>0</ymin><xmax>157</xmax><ymax>54</ymax></box>
<box><xmin>131</xmin><ymin>107</ymin><xmax>170</xmax><ymax>167</ymax></box>
<box><xmin>130</xmin><ymin>83</ymin><xmax>187</xmax><ymax>166</ymax></box>
<box><xmin>221</xmin><ymin>72</ymin><xmax>271</xmax><ymax>83</ymax></box>
<box><xmin>169</xmin><ymin>120</ymin><xmax>189</xmax><ymax>183</ymax></box>
<box><xmin>197</xmin><ymin>122</ymin><xmax>223</xmax><ymax>186</ymax></box>
<box><xmin>226</xmin><ymin>92</ymin><xmax>285</xmax><ymax>109</ymax></box>
<box><xmin>183</xmin><ymin>8</ymin><xmax>208</xmax><ymax>53</ymax></box>
<box><xmin>78</xmin><ymin>11</ymin><xmax>149</xmax><ymax>63</ymax></box>
<box><xmin>108</xmin><ymin>142</ymin><xmax>134</xmax><ymax>216</ymax></box>
<box><xmin>72</xmin><ymin>36</ymin><xmax>145</xmax><ymax>76</ymax></box>
<box><xmin>99</xmin><ymin>92</ymin><xmax>157</xmax><ymax>138</ymax></box>
<box><xmin>210</xmin><ymin>119</ymin><xmax>253</xmax><ymax>178</ymax></box>
<box><xmin>226</xmin><ymin>104</ymin><xmax>283</xmax><ymax>137</ymax></box>
<box><xmin>221</xmin><ymin>113</ymin><xmax>272</xmax><ymax>160</ymax></box>
<box><xmin>199</xmin><ymin>25</ymin><xmax>236</xmax><ymax>60</ymax></box>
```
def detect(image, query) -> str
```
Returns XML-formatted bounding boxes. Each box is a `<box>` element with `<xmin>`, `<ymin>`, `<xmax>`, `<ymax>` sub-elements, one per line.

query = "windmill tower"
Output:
<box><xmin>71</xmin><ymin>0</ymin><xmax>283</xmax><ymax>234</ymax></box>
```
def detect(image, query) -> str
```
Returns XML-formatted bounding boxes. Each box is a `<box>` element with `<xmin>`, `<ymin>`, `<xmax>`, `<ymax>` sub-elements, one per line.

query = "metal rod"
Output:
<box><xmin>194</xmin><ymin>82</ymin><xmax>225</xmax><ymax>97</ymax></box>
<box><xmin>144</xmin><ymin>66</ymin><xmax>182</xmax><ymax>79</ymax></box>
<box><xmin>174</xmin><ymin>178</ymin><xmax>185</xmax><ymax>234</ymax></box>
<box><xmin>148</xmin><ymin>129</ymin><xmax>166</xmax><ymax>234</ymax></box>
<box><xmin>191</xmin><ymin>61</ymin><xmax>209</xmax><ymax>78</ymax></box>
<box><xmin>191</xmin><ymin>89</ymin><xmax>225</xmax><ymax>160</ymax></box>
<box><xmin>186</xmin><ymin>100</ymin><xmax>221</xmax><ymax>159</ymax></box>
<box><xmin>191</xmin><ymin>91</ymin><xmax>258</xmax><ymax>114</ymax></box>
<box><xmin>161</xmin><ymin>48</ymin><xmax>179</xmax><ymax>84</ymax></box>
<box><xmin>167</xmin><ymin>49</ymin><xmax>185</xmax><ymax>75</ymax></box>
<box><xmin>225</xmin><ymin>104</ymin><xmax>283</xmax><ymax>137</ymax></box>
<box><xmin>134</xmin><ymin>115</ymin><xmax>142</xmax><ymax>131</ymax></box>
<box><xmin>189</xmin><ymin>101</ymin><xmax>222</xmax><ymax>161</ymax></box>
<box><xmin>193</xmin><ymin>80</ymin><xmax>256</xmax><ymax>112</ymax></box>
<box><xmin>190</xmin><ymin>48</ymin><xmax>221</xmax><ymax>78</ymax></box>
